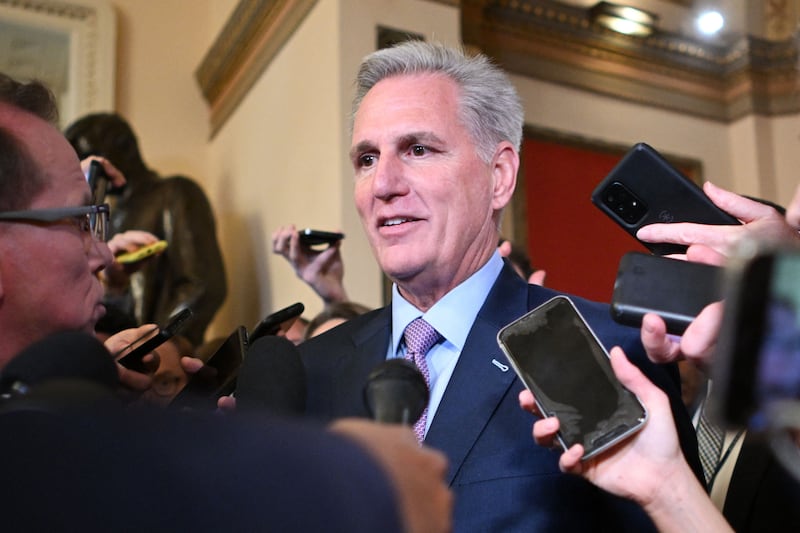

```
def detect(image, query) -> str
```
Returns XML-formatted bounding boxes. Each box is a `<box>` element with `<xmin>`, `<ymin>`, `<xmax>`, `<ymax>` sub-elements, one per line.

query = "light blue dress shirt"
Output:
<box><xmin>388</xmin><ymin>251</ymin><xmax>504</xmax><ymax>437</ymax></box>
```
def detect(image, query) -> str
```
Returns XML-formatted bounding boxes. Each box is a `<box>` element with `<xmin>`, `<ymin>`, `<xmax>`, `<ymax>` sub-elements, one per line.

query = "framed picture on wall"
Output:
<box><xmin>508</xmin><ymin>126</ymin><xmax>702</xmax><ymax>303</ymax></box>
<box><xmin>0</xmin><ymin>0</ymin><xmax>116</xmax><ymax>127</ymax></box>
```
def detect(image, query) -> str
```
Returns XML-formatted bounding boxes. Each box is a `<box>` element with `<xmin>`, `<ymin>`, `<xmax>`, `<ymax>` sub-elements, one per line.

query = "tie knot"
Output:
<box><xmin>403</xmin><ymin>318</ymin><xmax>440</xmax><ymax>356</ymax></box>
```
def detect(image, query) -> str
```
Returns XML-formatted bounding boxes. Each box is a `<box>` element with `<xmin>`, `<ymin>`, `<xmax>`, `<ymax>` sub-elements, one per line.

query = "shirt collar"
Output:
<box><xmin>390</xmin><ymin>251</ymin><xmax>504</xmax><ymax>354</ymax></box>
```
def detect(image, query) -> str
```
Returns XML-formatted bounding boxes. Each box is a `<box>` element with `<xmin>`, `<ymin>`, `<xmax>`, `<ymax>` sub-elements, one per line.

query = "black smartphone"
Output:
<box><xmin>497</xmin><ymin>296</ymin><xmax>647</xmax><ymax>459</ymax></box>
<box><xmin>115</xmin><ymin>308</ymin><xmax>193</xmax><ymax>373</ymax></box>
<box><xmin>610</xmin><ymin>252</ymin><xmax>724</xmax><ymax>335</ymax></box>
<box><xmin>170</xmin><ymin>326</ymin><xmax>248</xmax><ymax>410</ymax></box>
<box><xmin>249</xmin><ymin>302</ymin><xmax>305</xmax><ymax>344</ymax></box>
<box><xmin>713</xmin><ymin>246</ymin><xmax>800</xmax><ymax>430</ymax></box>
<box><xmin>591</xmin><ymin>142</ymin><xmax>740</xmax><ymax>255</ymax></box>
<box><xmin>298</xmin><ymin>228</ymin><xmax>344</xmax><ymax>247</ymax></box>
<box><xmin>87</xmin><ymin>160</ymin><xmax>110</xmax><ymax>205</ymax></box>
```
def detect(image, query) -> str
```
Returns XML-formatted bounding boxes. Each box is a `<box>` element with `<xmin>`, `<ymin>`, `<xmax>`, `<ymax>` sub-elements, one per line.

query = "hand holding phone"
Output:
<box><xmin>611</xmin><ymin>252</ymin><xmax>723</xmax><ymax>335</ymax></box>
<box><xmin>497</xmin><ymin>296</ymin><xmax>647</xmax><ymax>459</ymax></box>
<box><xmin>591</xmin><ymin>143</ymin><xmax>740</xmax><ymax>255</ymax></box>
<box><xmin>249</xmin><ymin>302</ymin><xmax>305</xmax><ymax>343</ymax></box>
<box><xmin>115</xmin><ymin>308</ymin><xmax>193</xmax><ymax>373</ymax></box>
<box><xmin>170</xmin><ymin>326</ymin><xmax>248</xmax><ymax>410</ymax></box>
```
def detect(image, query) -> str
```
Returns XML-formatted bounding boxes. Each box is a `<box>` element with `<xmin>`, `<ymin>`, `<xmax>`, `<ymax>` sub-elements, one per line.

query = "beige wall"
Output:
<box><xmin>107</xmin><ymin>0</ymin><xmax>800</xmax><ymax>343</ymax></box>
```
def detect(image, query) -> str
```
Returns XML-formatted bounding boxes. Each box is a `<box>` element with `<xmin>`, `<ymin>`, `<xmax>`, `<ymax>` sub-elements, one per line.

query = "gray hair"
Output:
<box><xmin>351</xmin><ymin>41</ymin><xmax>523</xmax><ymax>162</ymax></box>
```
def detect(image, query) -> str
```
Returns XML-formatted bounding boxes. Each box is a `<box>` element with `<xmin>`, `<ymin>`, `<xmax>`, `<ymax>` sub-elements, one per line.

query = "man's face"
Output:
<box><xmin>351</xmin><ymin>73</ymin><xmax>516</xmax><ymax>305</ymax></box>
<box><xmin>0</xmin><ymin>108</ymin><xmax>113</xmax><ymax>361</ymax></box>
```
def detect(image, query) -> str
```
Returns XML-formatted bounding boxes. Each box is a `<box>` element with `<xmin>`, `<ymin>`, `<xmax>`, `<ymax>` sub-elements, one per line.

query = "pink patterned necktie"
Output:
<box><xmin>403</xmin><ymin>317</ymin><xmax>441</xmax><ymax>442</ymax></box>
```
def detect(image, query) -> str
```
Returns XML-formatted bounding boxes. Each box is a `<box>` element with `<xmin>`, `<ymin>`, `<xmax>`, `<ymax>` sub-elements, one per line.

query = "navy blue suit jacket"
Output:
<box><xmin>300</xmin><ymin>263</ymin><xmax>701</xmax><ymax>531</ymax></box>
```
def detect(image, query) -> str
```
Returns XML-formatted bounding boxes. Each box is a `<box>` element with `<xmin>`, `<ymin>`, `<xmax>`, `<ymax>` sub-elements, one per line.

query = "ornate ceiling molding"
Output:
<box><xmin>195</xmin><ymin>0</ymin><xmax>318</xmax><ymax>137</ymax></box>
<box><xmin>462</xmin><ymin>0</ymin><xmax>800</xmax><ymax>122</ymax></box>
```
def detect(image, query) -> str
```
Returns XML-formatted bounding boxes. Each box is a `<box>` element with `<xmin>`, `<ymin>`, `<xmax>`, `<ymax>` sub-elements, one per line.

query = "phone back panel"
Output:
<box><xmin>611</xmin><ymin>252</ymin><xmax>723</xmax><ymax>335</ymax></box>
<box><xmin>591</xmin><ymin>143</ymin><xmax>740</xmax><ymax>255</ymax></box>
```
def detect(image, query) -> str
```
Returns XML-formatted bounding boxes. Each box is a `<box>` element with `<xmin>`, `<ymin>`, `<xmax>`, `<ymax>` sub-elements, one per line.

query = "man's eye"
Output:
<box><xmin>77</xmin><ymin>215</ymin><xmax>91</xmax><ymax>233</ymax></box>
<box><xmin>411</xmin><ymin>145</ymin><xmax>427</xmax><ymax>156</ymax></box>
<box><xmin>359</xmin><ymin>154</ymin><xmax>377</xmax><ymax>167</ymax></box>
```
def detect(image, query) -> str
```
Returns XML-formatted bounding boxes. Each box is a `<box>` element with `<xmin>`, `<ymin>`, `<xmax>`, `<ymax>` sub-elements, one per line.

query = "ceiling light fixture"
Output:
<box><xmin>696</xmin><ymin>10</ymin><xmax>724</xmax><ymax>36</ymax></box>
<box><xmin>590</xmin><ymin>1</ymin><xmax>658</xmax><ymax>37</ymax></box>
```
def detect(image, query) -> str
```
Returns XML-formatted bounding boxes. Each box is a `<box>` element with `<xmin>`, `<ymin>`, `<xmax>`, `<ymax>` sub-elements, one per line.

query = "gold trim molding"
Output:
<box><xmin>462</xmin><ymin>0</ymin><xmax>800</xmax><ymax>122</ymax></box>
<box><xmin>195</xmin><ymin>0</ymin><xmax>318</xmax><ymax>137</ymax></box>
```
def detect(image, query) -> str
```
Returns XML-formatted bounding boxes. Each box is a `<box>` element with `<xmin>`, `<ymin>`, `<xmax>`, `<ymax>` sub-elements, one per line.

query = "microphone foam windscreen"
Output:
<box><xmin>235</xmin><ymin>335</ymin><xmax>307</xmax><ymax>416</ymax></box>
<box><xmin>1</xmin><ymin>331</ymin><xmax>119</xmax><ymax>390</ymax></box>
<box><xmin>363</xmin><ymin>358</ymin><xmax>428</xmax><ymax>425</ymax></box>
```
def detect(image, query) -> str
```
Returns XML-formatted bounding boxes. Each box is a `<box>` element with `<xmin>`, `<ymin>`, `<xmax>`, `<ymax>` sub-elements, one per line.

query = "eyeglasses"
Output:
<box><xmin>0</xmin><ymin>203</ymin><xmax>110</xmax><ymax>242</ymax></box>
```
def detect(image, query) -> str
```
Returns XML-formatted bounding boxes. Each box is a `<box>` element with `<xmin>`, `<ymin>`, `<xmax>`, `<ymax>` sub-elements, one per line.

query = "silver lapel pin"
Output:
<box><xmin>491</xmin><ymin>358</ymin><xmax>509</xmax><ymax>372</ymax></box>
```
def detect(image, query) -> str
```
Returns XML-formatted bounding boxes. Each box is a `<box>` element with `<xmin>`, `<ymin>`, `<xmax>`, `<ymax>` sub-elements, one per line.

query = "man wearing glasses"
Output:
<box><xmin>0</xmin><ymin>75</ymin><xmax>183</xmax><ymax>390</ymax></box>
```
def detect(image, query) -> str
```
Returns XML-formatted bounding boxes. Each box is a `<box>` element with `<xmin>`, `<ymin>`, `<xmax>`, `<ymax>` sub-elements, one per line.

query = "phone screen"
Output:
<box><xmin>249</xmin><ymin>302</ymin><xmax>305</xmax><ymax>343</ymax></box>
<box><xmin>115</xmin><ymin>308</ymin><xmax>193</xmax><ymax>372</ymax></box>
<box><xmin>497</xmin><ymin>296</ymin><xmax>647</xmax><ymax>458</ymax></box>
<box><xmin>717</xmin><ymin>250</ymin><xmax>800</xmax><ymax>430</ymax></box>
<box><xmin>170</xmin><ymin>326</ymin><xmax>247</xmax><ymax>410</ymax></box>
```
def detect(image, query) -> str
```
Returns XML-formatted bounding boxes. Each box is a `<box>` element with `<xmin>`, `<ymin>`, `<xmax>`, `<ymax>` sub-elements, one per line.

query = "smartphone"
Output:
<box><xmin>249</xmin><ymin>302</ymin><xmax>305</xmax><ymax>343</ymax></box>
<box><xmin>115</xmin><ymin>240</ymin><xmax>168</xmax><ymax>264</ymax></box>
<box><xmin>298</xmin><ymin>228</ymin><xmax>344</xmax><ymax>247</ymax></box>
<box><xmin>610</xmin><ymin>252</ymin><xmax>724</xmax><ymax>335</ymax></box>
<box><xmin>87</xmin><ymin>160</ymin><xmax>110</xmax><ymax>205</ymax></box>
<box><xmin>170</xmin><ymin>326</ymin><xmax>248</xmax><ymax>410</ymax></box>
<box><xmin>115</xmin><ymin>308</ymin><xmax>193</xmax><ymax>373</ymax></box>
<box><xmin>497</xmin><ymin>296</ymin><xmax>647</xmax><ymax>459</ymax></box>
<box><xmin>591</xmin><ymin>142</ymin><xmax>740</xmax><ymax>255</ymax></box>
<box><xmin>713</xmin><ymin>245</ymin><xmax>800</xmax><ymax>430</ymax></box>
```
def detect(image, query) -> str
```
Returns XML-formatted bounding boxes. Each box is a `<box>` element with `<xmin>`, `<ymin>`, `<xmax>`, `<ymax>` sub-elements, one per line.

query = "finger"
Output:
<box><xmin>117</xmin><ymin>366</ymin><xmax>152</xmax><ymax>391</ymax></box>
<box><xmin>180</xmin><ymin>356</ymin><xmax>205</xmax><ymax>374</ymax></box>
<box><xmin>558</xmin><ymin>444</ymin><xmax>584</xmax><ymax>473</ymax></box>
<box><xmin>641</xmin><ymin>313</ymin><xmax>682</xmax><ymax>363</ymax></box>
<box><xmin>786</xmin><ymin>183</ymin><xmax>800</xmax><ymax>230</ymax></box>
<box><xmin>532</xmin><ymin>417</ymin><xmax>560</xmax><ymax>447</ymax></box>
<box><xmin>685</xmin><ymin>244</ymin><xmax>727</xmax><ymax>266</ymax></box>
<box><xmin>608</xmin><ymin>347</ymin><xmax>666</xmax><ymax>408</ymax></box>
<box><xmin>679</xmin><ymin>301</ymin><xmax>723</xmax><ymax>368</ymax></box>
<box><xmin>498</xmin><ymin>240</ymin><xmax>512</xmax><ymax>257</ymax></box>
<box><xmin>528</xmin><ymin>270</ymin><xmax>546</xmax><ymax>286</ymax></box>
<box><xmin>217</xmin><ymin>395</ymin><xmax>237</xmax><ymax>412</ymax></box>
<box><xmin>636</xmin><ymin>222</ymin><xmax>733</xmax><ymax>250</ymax></box>
<box><xmin>703</xmin><ymin>181</ymin><xmax>771</xmax><ymax>223</ymax></box>
<box><xmin>518</xmin><ymin>389</ymin><xmax>536</xmax><ymax>413</ymax></box>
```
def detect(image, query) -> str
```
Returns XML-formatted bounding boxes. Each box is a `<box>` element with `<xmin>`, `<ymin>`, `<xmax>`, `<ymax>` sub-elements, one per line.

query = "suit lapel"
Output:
<box><xmin>425</xmin><ymin>264</ymin><xmax>530</xmax><ymax>484</ymax></box>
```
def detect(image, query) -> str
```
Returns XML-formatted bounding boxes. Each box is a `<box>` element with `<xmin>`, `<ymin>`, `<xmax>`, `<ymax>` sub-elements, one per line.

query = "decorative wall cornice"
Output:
<box><xmin>461</xmin><ymin>0</ymin><xmax>800</xmax><ymax>121</ymax></box>
<box><xmin>195</xmin><ymin>0</ymin><xmax>318</xmax><ymax>137</ymax></box>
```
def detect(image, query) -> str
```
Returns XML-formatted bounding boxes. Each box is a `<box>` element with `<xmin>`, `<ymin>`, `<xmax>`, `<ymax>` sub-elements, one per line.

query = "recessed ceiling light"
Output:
<box><xmin>697</xmin><ymin>10</ymin><xmax>725</xmax><ymax>36</ymax></box>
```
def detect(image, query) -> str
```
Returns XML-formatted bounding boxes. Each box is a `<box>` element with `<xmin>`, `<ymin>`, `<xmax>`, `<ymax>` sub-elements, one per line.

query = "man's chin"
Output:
<box><xmin>90</xmin><ymin>303</ymin><xmax>107</xmax><ymax>330</ymax></box>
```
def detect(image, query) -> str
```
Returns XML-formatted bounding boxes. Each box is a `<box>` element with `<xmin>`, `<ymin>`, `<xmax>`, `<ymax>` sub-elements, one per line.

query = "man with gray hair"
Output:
<box><xmin>294</xmin><ymin>40</ymin><xmax>701</xmax><ymax>530</ymax></box>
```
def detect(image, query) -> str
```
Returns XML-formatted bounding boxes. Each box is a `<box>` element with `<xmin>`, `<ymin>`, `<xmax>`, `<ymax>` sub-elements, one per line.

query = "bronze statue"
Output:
<box><xmin>65</xmin><ymin>113</ymin><xmax>226</xmax><ymax>346</ymax></box>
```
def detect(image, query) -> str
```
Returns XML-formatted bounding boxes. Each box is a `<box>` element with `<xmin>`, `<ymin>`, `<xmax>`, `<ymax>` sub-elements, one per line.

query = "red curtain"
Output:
<box><xmin>522</xmin><ymin>137</ymin><xmax>648</xmax><ymax>303</ymax></box>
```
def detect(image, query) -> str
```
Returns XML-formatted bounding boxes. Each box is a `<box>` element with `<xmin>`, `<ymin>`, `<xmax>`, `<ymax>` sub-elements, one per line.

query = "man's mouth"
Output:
<box><xmin>381</xmin><ymin>216</ymin><xmax>421</xmax><ymax>228</ymax></box>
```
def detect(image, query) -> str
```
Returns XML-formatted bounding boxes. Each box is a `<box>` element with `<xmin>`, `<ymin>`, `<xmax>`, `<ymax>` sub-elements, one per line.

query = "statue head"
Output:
<box><xmin>64</xmin><ymin>113</ymin><xmax>149</xmax><ymax>182</ymax></box>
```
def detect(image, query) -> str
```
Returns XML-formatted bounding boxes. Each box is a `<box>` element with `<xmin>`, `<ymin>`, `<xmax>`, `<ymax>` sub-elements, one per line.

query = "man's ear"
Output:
<box><xmin>490</xmin><ymin>141</ymin><xmax>519</xmax><ymax>211</ymax></box>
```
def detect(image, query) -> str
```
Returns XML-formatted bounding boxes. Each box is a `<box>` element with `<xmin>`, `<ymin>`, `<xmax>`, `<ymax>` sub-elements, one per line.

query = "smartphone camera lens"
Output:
<box><xmin>603</xmin><ymin>182</ymin><xmax>647</xmax><ymax>225</ymax></box>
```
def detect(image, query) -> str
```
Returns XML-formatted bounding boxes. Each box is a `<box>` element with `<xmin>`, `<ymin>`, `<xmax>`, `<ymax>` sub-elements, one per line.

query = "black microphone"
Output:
<box><xmin>235</xmin><ymin>335</ymin><xmax>307</xmax><ymax>416</ymax></box>
<box><xmin>0</xmin><ymin>331</ymin><xmax>120</xmax><ymax>412</ymax></box>
<box><xmin>363</xmin><ymin>359</ymin><xmax>429</xmax><ymax>425</ymax></box>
